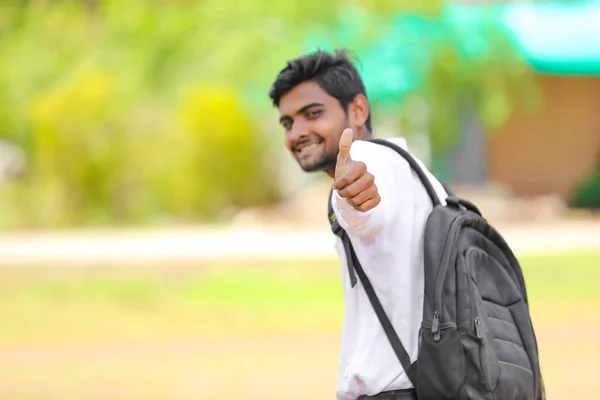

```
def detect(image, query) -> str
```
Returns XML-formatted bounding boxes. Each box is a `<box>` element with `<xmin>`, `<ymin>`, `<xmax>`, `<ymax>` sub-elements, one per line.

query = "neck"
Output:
<box><xmin>355</xmin><ymin>126</ymin><xmax>372</xmax><ymax>141</ymax></box>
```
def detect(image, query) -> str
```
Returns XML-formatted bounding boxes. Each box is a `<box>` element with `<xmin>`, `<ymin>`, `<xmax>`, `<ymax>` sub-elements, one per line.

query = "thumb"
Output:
<box><xmin>335</xmin><ymin>128</ymin><xmax>354</xmax><ymax>180</ymax></box>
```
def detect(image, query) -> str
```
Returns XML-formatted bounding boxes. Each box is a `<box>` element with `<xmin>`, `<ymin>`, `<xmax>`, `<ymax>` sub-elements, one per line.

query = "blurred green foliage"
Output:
<box><xmin>301</xmin><ymin>4</ymin><xmax>538</xmax><ymax>158</ymax></box>
<box><xmin>571</xmin><ymin>159</ymin><xmax>600</xmax><ymax>210</ymax></box>
<box><xmin>0</xmin><ymin>0</ymin><xmax>536</xmax><ymax>229</ymax></box>
<box><xmin>0</xmin><ymin>0</ymin><xmax>286</xmax><ymax>228</ymax></box>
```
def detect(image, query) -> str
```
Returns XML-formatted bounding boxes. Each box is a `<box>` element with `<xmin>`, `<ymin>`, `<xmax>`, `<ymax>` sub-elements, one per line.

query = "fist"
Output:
<box><xmin>332</xmin><ymin>128</ymin><xmax>381</xmax><ymax>212</ymax></box>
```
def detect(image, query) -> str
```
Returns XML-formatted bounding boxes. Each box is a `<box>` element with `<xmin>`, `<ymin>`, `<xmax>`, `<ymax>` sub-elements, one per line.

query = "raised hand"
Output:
<box><xmin>332</xmin><ymin>128</ymin><xmax>381</xmax><ymax>212</ymax></box>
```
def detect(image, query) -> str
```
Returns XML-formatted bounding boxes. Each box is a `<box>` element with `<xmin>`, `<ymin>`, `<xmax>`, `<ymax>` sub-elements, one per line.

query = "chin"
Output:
<box><xmin>298</xmin><ymin>158</ymin><xmax>332</xmax><ymax>173</ymax></box>
<box><xmin>299</xmin><ymin>162</ymin><xmax>321</xmax><ymax>173</ymax></box>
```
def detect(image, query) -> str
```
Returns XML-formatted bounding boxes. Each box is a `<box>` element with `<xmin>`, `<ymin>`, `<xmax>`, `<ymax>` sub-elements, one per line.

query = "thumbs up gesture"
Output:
<box><xmin>332</xmin><ymin>128</ymin><xmax>381</xmax><ymax>212</ymax></box>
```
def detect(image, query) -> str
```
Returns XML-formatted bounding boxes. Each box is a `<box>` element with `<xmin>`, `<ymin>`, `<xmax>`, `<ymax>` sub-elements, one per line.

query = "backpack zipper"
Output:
<box><xmin>465</xmin><ymin>247</ymin><xmax>485</xmax><ymax>339</ymax></box>
<box><xmin>423</xmin><ymin>314</ymin><xmax>456</xmax><ymax>342</ymax></box>
<box><xmin>474</xmin><ymin>316</ymin><xmax>484</xmax><ymax>338</ymax></box>
<box><xmin>431</xmin><ymin>311</ymin><xmax>440</xmax><ymax>341</ymax></box>
<box><xmin>431</xmin><ymin>215</ymin><xmax>465</xmax><ymax>341</ymax></box>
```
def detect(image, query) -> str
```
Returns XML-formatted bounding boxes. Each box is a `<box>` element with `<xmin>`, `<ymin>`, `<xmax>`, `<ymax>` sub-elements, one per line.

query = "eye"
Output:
<box><xmin>280</xmin><ymin>119</ymin><xmax>292</xmax><ymax>131</ymax></box>
<box><xmin>306</xmin><ymin>109</ymin><xmax>322</xmax><ymax>119</ymax></box>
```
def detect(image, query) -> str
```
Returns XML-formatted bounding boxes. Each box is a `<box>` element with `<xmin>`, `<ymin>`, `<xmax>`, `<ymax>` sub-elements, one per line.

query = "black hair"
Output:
<box><xmin>268</xmin><ymin>48</ymin><xmax>372</xmax><ymax>132</ymax></box>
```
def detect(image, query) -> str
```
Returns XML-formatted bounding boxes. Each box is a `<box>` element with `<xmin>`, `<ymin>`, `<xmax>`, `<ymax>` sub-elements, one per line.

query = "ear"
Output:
<box><xmin>347</xmin><ymin>94</ymin><xmax>370</xmax><ymax>132</ymax></box>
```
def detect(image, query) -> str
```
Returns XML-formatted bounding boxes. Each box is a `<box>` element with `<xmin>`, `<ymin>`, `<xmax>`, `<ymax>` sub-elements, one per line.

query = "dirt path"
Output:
<box><xmin>0</xmin><ymin>219</ymin><xmax>598</xmax><ymax>267</ymax></box>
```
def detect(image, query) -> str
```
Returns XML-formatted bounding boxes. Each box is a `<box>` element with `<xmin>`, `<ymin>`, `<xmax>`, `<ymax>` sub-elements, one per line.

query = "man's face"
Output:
<box><xmin>278</xmin><ymin>81</ymin><xmax>349</xmax><ymax>175</ymax></box>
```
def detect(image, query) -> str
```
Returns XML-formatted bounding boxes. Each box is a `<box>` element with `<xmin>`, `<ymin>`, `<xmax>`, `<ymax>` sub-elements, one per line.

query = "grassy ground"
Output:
<box><xmin>0</xmin><ymin>251</ymin><xmax>599</xmax><ymax>399</ymax></box>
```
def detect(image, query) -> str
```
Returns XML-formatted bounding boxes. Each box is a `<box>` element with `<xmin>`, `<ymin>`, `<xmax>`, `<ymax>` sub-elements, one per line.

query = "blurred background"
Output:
<box><xmin>0</xmin><ymin>0</ymin><xmax>599</xmax><ymax>399</ymax></box>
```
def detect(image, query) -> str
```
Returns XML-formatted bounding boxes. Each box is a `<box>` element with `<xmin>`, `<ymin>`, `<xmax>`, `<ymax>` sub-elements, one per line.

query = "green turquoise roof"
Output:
<box><xmin>304</xmin><ymin>1</ymin><xmax>600</xmax><ymax>101</ymax></box>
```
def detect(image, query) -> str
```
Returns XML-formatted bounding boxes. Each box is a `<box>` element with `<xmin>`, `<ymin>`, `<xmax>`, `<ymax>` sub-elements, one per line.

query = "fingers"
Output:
<box><xmin>347</xmin><ymin>185</ymin><xmax>380</xmax><ymax>209</ymax></box>
<box><xmin>334</xmin><ymin>128</ymin><xmax>354</xmax><ymax>180</ymax></box>
<box><xmin>332</xmin><ymin>132</ymin><xmax>381</xmax><ymax>213</ymax></box>
<box><xmin>332</xmin><ymin>161</ymin><xmax>366</xmax><ymax>191</ymax></box>
<box><xmin>336</xmin><ymin>172</ymin><xmax>374</xmax><ymax>199</ymax></box>
<box><xmin>333</xmin><ymin>163</ymin><xmax>380</xmax><ymax>212</ymax></box>
<box><xmin>353</xmin><ymin>196</ymin><xmax>381</xmax><ymax>212</ymax></box>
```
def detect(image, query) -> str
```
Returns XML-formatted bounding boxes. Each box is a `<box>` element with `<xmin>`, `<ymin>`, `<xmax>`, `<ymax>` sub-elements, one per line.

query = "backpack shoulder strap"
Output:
<box><xmin>328</xmin><ymin>193</ymin><xmax>357</xmax><ymax>288</ymax></box>
<box><xmin>328</xmin><ymin>190</ymin><xmax>417</xmax><ymax>385</ymax></box>
<box><xmin>369</xmin><ymin>138</ymin><xmax>444</xmax><ymax>206</ymax></box>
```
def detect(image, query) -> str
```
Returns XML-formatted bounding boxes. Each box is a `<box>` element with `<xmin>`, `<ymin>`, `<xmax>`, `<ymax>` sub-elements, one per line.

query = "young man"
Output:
<box><xmin>268</xmin><ymin>49</ymin><xmax>447</xmax><ymax>400</ymax></box>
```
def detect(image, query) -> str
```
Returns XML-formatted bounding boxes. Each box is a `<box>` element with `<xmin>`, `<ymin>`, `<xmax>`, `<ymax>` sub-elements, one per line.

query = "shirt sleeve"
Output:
<box><xmin>332</xmin><ymin>141</ymin><xmax>412</xmax><ymax>239</ymax></box>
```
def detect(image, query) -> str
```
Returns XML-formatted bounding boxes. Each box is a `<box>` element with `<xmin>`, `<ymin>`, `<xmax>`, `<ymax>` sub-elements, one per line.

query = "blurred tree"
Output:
<box><xmin>0</xmin><ymin>0</ymin><xmax>537</xmax><ymax>229</ymax></box>
<box><xmin>417</xmin><ymin>5</ymin><xmax>538</xmax><ymax>160</ymax></box>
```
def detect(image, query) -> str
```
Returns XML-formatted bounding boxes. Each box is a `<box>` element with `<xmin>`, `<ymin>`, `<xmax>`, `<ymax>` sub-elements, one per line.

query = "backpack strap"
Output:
<box><xmin>328</xmin><ymin>198</ymin><xmax>358</xmax><ymax>288</ymax></box>
<box><xmin>328</xmin><ymin>191</ymin><xmax>418</xmax><ymax>386</ymax></box>
<box><xmin>370</xmin><ymin>138</ymin><xmax>443</xmax><ymax>206</ymax></box>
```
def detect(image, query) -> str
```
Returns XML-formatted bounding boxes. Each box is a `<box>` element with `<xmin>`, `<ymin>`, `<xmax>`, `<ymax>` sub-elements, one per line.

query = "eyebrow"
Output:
<box><xmin>279</xmin><ymin>102</ymin><xmax>324</xmax><ymax>124</ymax></box>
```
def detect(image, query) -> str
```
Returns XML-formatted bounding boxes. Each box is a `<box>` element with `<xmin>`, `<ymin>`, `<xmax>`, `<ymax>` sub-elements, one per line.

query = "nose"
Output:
<box><xmin>289</xmin><ymin>119</ymin><xmax>309</xmax><ymax>143</ymax></box>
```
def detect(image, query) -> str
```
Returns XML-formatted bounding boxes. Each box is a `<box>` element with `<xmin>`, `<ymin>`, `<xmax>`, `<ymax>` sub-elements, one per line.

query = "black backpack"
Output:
<box><xmin>328</xmin><ymin>139</ymin><xmax>545</xmax><ymax>400</ymax></box>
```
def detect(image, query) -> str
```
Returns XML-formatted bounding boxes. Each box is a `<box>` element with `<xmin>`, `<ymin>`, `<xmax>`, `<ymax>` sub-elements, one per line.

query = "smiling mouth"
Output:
<box><xmin>295</xmin><ymin>141</ymin><xmax>323</xmax><ymax>154</ymax></box>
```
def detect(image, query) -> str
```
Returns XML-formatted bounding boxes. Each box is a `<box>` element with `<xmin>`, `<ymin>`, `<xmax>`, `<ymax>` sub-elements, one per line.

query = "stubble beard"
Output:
<box><xmin>298</xmin><ymin>151</ymin><xmax>336</xmax><ymax>173</ymax></box>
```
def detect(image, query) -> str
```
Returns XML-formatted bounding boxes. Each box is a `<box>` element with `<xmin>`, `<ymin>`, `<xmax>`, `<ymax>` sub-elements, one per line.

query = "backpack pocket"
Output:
<box><xmin>466</xmin><ymin>248</ymin><xmax>535</xmax><ymax>400</ymax></box>
<box><xmin>492</xmin><ymin>301</ymin><xmax>536</xmax><ymax>399</ymax></box>
<box><xmin>418</xmin><ymin>320</ymin><xmax>465</xmax><ymax>399</ymax></box>
<box><xmin>460</xmin><ymin>257</ymin><xmax>500</xmax><ymax>398</ymax></box>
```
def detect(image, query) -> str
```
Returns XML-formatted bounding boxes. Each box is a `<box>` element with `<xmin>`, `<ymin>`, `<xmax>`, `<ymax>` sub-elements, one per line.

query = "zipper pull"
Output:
<box><xmin>432</xmin><ymin>311</ymin><xmax>441</xmax><ymax>342</ymax></box>
<box><xmin>474</xmin><ymin>316</ymin><xmax>484</xmax><ymax>339</ymax></box>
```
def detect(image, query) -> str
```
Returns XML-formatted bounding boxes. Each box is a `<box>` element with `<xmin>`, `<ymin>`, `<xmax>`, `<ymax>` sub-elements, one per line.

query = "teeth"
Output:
<box><xmin>299</xmin><ymin>143</ymin><xmax>319</xmax><ymax>153</ymax></box>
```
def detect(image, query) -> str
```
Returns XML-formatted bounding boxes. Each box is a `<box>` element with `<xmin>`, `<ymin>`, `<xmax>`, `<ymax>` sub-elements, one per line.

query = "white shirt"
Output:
<box><xmin>331</xmin><ymin>137</ymin><xmax>448</xmax><ymax>400</ymax></box>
